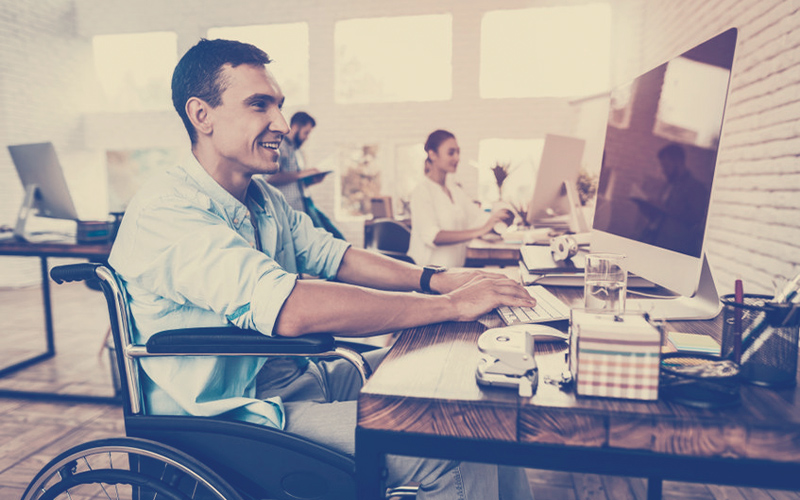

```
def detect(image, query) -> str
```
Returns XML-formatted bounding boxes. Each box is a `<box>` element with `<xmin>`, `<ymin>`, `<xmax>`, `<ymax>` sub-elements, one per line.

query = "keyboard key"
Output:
<box><xmin>496</xmin><ymin>286</ymin><xmax>570</xmax><ymax>325</ymax></box>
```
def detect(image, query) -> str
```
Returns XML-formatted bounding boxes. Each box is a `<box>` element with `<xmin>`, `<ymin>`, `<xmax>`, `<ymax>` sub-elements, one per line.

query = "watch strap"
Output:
<box><xmin>420</xmin><ymin>266</ymin><xmax>445</xmax><ymax>294</ymax></box>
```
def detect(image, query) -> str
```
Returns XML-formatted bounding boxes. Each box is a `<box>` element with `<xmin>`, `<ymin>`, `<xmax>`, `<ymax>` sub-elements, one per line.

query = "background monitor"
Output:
<box><xmin>590</xmin><ymin>28</ymin><xmax>737</xmax><ymax>319</ymax></box>
<box><xmin>8</xmin><ymin>142</ymin><xmax>79</xmax><ymax>239</ymax></box>
<box><xmin>526</xmin><ymin>134</ymin><xmax>586</xmax><ymax>228</ymax></box>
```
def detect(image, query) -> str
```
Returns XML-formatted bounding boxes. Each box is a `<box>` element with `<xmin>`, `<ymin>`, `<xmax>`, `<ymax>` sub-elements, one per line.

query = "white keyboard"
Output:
<box><xmin>496</xmin><ymin>285</ymin><xmax>571</xmax><ymax>325</ymax></box>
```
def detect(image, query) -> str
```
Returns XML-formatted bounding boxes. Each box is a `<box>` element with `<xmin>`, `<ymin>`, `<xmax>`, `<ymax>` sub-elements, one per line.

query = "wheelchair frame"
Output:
<box><xmin>22</xmin><ymin>263</ymin><xmax>411</xmax><ymax>500</ymax></box>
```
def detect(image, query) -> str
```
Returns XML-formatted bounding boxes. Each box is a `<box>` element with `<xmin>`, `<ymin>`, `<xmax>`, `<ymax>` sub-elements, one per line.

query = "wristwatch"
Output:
<box><xmin>420</xmin><ymin>265</ymin><xmax>447</xmax><ymax>294</ymax></box>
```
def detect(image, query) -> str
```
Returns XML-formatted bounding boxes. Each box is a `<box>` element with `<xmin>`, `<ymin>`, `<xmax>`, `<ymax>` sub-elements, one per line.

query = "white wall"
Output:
<box><xmin>0</xmin><ymin>0</ymin><xmax>99</xmax><ymax>284</ymax></box>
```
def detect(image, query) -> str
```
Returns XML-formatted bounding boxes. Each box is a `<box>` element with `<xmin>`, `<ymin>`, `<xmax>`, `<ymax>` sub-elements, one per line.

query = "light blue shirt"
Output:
<box><xmin>109</xmin><ymin>153</ymin><xmax>350</xmax><ymax>428</ymax></box>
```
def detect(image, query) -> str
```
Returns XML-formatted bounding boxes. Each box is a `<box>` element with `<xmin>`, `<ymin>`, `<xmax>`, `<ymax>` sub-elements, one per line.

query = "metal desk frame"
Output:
<box><xmin>0</xmin><ymin>238</ymin><xmax>118</xmax><ymax>404</ymax></box>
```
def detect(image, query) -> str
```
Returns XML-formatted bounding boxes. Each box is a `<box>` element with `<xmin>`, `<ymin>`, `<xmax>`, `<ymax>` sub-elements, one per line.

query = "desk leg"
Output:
<box><xmin>0</xmin><ymin>256</ymin><xmax>118</xmax><ymax>404</ymax></box>
<box><xmin>647</xmin><ymin>477</ymin><xmax>662</xmax><ymax>500</ymax></box>
<box><xmin>0</xmin><ymin>257</ymin><xmax>56</xmax><ymax>379</ymax></box>
<box><xmin>40</xmin><ymin>256</ymin><xmax>56</xmax><ymax>357</ymax></box>
<box><xmin>356</xmin><ymin>427</ymin><xmax>386</xmax><ymax>500</ymax></box>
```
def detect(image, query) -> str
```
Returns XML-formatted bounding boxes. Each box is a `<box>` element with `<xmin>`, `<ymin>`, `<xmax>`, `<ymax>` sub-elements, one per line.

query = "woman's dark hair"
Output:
<box><xmin>172</xmin><ymin>38</ymin><xmax>272</xmax><ymax>144</ymax></box>
<box><xmin>423</xmin><ymin>129</ymin><xmax>456</xmax><ymax>173</ymax></box>
<box><xmin>424</xmin><ymin>129</ymin><xmax>456</xmax><ymax>155</ymax></box>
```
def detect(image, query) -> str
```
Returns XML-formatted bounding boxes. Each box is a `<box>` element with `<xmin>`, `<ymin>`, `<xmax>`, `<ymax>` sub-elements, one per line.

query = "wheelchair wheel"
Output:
<box><xmin>22</xmin><ymin>437</ymin><xmax>244</xmax><ymax>500</ymax></box>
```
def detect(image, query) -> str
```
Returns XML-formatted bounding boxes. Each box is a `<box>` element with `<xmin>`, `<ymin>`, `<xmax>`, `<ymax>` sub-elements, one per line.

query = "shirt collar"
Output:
<box><xmin>179</xmin><ymin>152</ymin><xmax>253</xmax><ymax>228</ymax></box>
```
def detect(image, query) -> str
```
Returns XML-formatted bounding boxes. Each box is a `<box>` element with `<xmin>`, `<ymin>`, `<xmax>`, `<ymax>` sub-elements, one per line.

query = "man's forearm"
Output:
<box><xmin>274</xmin><ymin>279</ymin><xmax>452</xmax><ymax>337</ymax></box>
<box><xmin>335</xmin><ymin>247</ymin><xmax>423</xmax><ymax>292</ymax></box>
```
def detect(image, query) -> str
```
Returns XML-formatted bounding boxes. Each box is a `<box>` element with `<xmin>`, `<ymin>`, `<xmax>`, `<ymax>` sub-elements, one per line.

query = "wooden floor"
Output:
<box><xmin>0</xmin><ymin>277</ymin><xmax>799</xmax><ymax>499</ymax></box>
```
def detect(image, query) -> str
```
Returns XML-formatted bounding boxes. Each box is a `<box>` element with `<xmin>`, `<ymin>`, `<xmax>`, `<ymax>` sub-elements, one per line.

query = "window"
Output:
<box><xmin>208</xmin><ymin>23</ymin><xmax>310</xmax><ymax>106</ymax></box>
<box><xmin>480</xmin><ymin>4</ymin><xmax>611</xmax><ymax>98</ymax></box>
<box><xmin>92</xmin><ymin>32</ymin><xmax>177</xmax><ymax>112</ymax></box>
<box><xmin>477</xmin><ymin>138</ymin><xmax>545</xmax><ymax>206</ymax></box>
<box><xmin>335</xmin><ymin>15</ymin><xmax>452</xmax><ymax>103</ymax></box>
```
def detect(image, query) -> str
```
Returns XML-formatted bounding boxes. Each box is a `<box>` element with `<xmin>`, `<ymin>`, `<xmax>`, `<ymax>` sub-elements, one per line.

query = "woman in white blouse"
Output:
<box><xmin>408</xmin><ymin>129</ymin><xmax>511</xmax><ymax>267</ymax></box>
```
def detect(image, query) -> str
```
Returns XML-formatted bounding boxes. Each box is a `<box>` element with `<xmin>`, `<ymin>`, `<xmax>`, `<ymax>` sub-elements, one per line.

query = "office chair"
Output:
<box><xmin>364</xmin><ymin>218</ymin><xmax>414</xmax><ymax>264</ymax></box>
<box><xmin>22</xmin><ymin>263</ymin><xmax>416</xmax><ymax>500</ymax></box>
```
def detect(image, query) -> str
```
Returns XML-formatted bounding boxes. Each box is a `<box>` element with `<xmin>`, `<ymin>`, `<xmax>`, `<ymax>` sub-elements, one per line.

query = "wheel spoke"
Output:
<box><xmin>23</xmin><ymin>439</ymin><xmax>241</xmax><ymax>500</ymax></box>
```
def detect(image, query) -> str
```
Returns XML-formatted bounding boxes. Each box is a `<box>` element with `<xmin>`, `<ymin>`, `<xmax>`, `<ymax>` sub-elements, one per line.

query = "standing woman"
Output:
<box><xmin>408</xmin><ymin>129</ymin><xmax>511</xmax><ymax>267</ymax></box>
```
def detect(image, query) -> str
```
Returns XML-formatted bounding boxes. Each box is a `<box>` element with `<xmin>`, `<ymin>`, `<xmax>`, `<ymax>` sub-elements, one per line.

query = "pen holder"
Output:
<box><xmin>720</xmin><ymin>293</ymin><xmax>799</xmax><ymax>388</ymax></box>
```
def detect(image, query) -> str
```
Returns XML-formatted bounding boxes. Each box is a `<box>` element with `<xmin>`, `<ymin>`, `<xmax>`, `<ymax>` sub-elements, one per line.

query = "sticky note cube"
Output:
<box><xmin>570</xmin><ymin>311</ymin><xmax>662</xmax><ymax>401</ymax></box>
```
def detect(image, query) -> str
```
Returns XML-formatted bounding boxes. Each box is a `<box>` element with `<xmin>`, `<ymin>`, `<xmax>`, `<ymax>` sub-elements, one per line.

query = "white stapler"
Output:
<box><xmin>476</xmin><ymin>326</ymin><xmax>539</xmax><ymax>398</ymax></box>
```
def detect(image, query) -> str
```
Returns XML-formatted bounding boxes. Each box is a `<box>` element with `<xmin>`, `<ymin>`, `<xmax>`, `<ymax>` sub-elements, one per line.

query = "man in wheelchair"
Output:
<box><xmin>107</xmin><ymin>38</ymin><xmax>535</xmax><ymax>499</ymax></box>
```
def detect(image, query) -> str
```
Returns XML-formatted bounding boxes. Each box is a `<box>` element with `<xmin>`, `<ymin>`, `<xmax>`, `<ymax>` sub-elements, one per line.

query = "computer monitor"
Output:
<box><xmin>8</xmin><ymin>142</ymin><xmax>79</xmax><ymax>240</ymax></box>
<box><xmin>590</xmin><ymin>28</ymin><xmax>737</xmax><ymax>320</ymax></box>
<box><xmin>526</xmin><ymin>134</ymin><xmax>586</xmax><ymax>228</ymax></box>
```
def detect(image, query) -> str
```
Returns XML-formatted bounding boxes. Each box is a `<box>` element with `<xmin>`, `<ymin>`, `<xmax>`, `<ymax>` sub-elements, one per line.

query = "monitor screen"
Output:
<box><xmin>9</xmin><ymin>142</ymin><xmax>79</xmax><ymax>221</ymax></box>
<box><xmin>8</xmin><ymin>142</ymin><xmax>80</xmax><ymax>241</ymax></box>
<box><xmin>526</xmin><ymin>134</ymin><xmax>586</xmax><ymax>226</ymax></box>
<box><xmin>591</xmin><ymin>28</ymin><xmax>737</xmax><ymax>303</ymax></box>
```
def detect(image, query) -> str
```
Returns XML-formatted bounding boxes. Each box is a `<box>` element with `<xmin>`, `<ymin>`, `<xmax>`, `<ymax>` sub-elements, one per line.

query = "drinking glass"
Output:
<box><xmin>584</xmin><ymin>253</ymin><xmax>627</xmax><ymax>315</ymax></box>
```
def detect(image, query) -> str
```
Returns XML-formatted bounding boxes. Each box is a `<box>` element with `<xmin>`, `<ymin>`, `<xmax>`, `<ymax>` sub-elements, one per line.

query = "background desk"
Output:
<box><xmin>465</xmin><ymin>237</ymin><xmax>521</xmax><ymax>267</ymax></box>
<box><xmin>0</xmin><ymin>238</ymin><xmax>115</xmax><ymax>403</ymax></box>
<box><xmin>356</xmin><ymin>288</ymin><xmax>800</xmax><ymax>499</ymax></box>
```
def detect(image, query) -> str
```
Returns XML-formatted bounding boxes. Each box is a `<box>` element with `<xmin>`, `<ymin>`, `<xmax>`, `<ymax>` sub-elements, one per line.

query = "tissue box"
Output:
<box><xmin>570</xmin><ymin>311</ymin><xmax>662</xmax><ymax>400</ymax></box>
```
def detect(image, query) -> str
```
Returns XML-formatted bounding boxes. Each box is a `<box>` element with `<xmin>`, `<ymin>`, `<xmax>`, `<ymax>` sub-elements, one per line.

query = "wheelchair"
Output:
<box><xmin>22</xmin><ymin>263</ymin><xmax>417</xmax><ymax>500</ymax></box>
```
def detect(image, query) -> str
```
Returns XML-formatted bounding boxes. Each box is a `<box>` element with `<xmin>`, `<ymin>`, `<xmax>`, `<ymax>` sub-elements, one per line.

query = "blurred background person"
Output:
<box><xmin>408</xmin><ymin>129</ymin><xmax>512</xmax><ymax>267</ymax></box>
<box><xmin>268</xmin><ymin>111</ymin><xmax>344</xmax><ymax>239</ymax></box>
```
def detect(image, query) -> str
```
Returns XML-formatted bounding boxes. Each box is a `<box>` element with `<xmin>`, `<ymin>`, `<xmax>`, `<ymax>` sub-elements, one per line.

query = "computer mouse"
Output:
<box><xmin>495</xmin><ymin>324</ymin><xmax>569</xmax><ymax>343</ymax></box>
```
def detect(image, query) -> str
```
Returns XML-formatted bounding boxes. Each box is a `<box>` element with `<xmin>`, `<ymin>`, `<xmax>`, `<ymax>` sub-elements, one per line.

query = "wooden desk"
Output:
<box><xmin>465</xmin><ymin>236</ymin><xmax>521</xmax><ymax>267</ymax></box>
<box><xmin>356</xmin><ymin>288</ymin><xmax>800</xmax><ymax>499</ymax></box>
<box><xmin>0</xmin><ymin>237</ymin><xmax>115</xmax><ymax>403</ymax></box>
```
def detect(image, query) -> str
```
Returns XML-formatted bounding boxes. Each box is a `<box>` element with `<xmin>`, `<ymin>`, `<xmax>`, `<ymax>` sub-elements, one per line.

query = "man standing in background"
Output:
<box><xmin>268</xmin><ymin>111</ymin><xmax>344</xmax><ymax>239</ymax></box>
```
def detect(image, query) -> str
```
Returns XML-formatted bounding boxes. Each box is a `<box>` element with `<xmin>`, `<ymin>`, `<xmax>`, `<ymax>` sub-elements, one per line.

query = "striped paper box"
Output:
<box><xmin>570</xmin><ymin>311</ymin><xmax>662</xmax><ymax>400</ymax></box>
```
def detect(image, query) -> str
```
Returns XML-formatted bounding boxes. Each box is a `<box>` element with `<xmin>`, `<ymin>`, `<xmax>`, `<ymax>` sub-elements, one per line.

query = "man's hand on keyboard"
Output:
<box><xmin>446</xmin><ymin>274</ymin><xmax>537</xmax><ymax>322</ymax></box>
<box><xmin>430</xmin><ymin>268</ymin><xmax>515</xmax><ymax>295</ymax></box>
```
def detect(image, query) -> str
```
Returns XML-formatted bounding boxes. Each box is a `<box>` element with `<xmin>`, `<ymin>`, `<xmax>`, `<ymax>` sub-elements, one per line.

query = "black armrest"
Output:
<box><xmin>51</xmin><ymin>263</ymin><xmax>102</xmax><ymax>284</ymax></box>
<box><xmin>146</xmin><ymin>327</ymin><xmax>336</xmax><ymax>355</ymax></box>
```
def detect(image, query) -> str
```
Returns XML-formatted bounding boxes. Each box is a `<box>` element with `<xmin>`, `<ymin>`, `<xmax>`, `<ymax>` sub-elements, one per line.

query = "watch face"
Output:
<box><xmin>427</xmin><ymin>265</ymin><xmax>447</xmax><ymax>273</ymax></box>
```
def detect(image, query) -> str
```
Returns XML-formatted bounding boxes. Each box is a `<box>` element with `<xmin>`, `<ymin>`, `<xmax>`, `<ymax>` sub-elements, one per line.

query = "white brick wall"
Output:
<box><xmin>637</xmin><ymin>0</ymin><xmax>800</xmax><ymax>295</ymax></box>
<box><xmin>2</xmin><ymin>0</ymin><xmax>798</xmax><ymax>297</ymax></box>
<box><xmin>0</xmin><ymin>1</ymin><xmax>96</xmax><ymax>285</ymax></box>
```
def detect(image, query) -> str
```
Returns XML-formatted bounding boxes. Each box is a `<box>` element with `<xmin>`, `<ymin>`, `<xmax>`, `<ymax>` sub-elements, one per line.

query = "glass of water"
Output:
<box><xmin>584</xmin><ymin>253</ymin><xmax>627</xmax><ymax>315</ymax></box>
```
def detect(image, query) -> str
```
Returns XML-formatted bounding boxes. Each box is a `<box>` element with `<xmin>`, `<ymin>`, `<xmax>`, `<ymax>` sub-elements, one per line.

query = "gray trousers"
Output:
<box><xmin>256</xmin><ymin>348</ymin><xmax>534</xmax><ymax>500</ymax></box>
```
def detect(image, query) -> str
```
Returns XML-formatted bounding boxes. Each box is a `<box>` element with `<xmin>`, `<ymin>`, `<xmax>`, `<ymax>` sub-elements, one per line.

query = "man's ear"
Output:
<box><xmin>186</xmin><ymin>97</ymin><xmax>212</xmax><ymax>137</ymax></box>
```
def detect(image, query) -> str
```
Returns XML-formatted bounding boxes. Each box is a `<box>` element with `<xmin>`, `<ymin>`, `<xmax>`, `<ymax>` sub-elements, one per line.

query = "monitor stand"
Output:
<box><xmin>627</xmin><ymin>254</ymin><xmax>722</xmax><ymax>321</ymax></box>
<box><xmin>14</xmin><ymin>184</ymin><xmax>39</xmax><ymax>241</ymax></box>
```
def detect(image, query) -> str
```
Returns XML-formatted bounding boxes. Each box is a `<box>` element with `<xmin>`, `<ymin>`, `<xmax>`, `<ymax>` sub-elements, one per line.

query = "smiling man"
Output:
<box><xmin>109</xmin><ymin>38</ymin><xmax>535</xmax><ymax>500</ymax></box>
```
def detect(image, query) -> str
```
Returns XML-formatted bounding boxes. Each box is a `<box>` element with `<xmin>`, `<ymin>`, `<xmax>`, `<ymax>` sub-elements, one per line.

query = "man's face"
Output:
<box><xmin>292</xmin><ymin>123</ymin><xmax>314</xmax><ymax>149</ymax></box>
<box><xmin>205</xmin><ymin>63</ymin><xmax>289</xmax><ymax>175</ymax></box>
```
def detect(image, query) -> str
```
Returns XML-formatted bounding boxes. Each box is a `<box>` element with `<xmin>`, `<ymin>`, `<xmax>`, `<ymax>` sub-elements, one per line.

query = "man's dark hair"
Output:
<box><xmin>172</xmin><ymin>38</ymin><xmax>272</xmax><ymax>144</ymax></box>
<box><xmin>657</xmin><ymin>143</ymin><xmax>686</xmax><ymax>163</ymax></box>
<box><xmin>290</xmin><ymin>111</ymin><xmax>316</xmax><ymax>128</ymax></box>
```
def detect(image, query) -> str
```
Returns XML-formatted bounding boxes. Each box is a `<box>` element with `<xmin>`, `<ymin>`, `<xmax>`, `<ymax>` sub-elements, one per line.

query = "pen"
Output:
<box><xmin>741</xmin><ymin>271</ymin><xmax>800</xmax><ymax>363</ymax></box>
<box><xmin>733</xmin><ymin>278</ymin><xmax>743</xmax><ymax>364</ymax></box>
<box><xmin>774</xmin><ymin>272</ymin><xmax>800</xmax><ymax>303</ymax></box>
<box><xmin>781</xmin><ymin>293</ymin><xmax>800</xmax><ymax>327</ymax></box>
